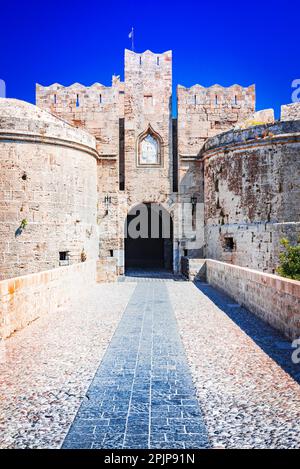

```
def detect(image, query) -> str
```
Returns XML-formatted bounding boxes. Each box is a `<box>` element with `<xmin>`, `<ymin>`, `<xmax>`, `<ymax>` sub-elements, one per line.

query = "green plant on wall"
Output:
<box><xmin>276</xmin><ymin>237</ymin><xmax>300</xmax><ymax>281</ymax></box>
<box><xmin>15</xmin><ymin>218</ymin><xmax>28</xmax><ymax>237</ymax></box>
<box><xmin>20</xmin><ymin>219</ymin><xmax>28</xmax><ymax>229</ymax></box>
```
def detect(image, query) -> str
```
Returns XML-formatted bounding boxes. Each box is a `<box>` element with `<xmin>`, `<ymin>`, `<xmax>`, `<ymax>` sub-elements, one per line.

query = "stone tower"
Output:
<box><xmin>123</xmin><ymin>49</ymin><xmax>173</xmax><ymax>203</ymax></box>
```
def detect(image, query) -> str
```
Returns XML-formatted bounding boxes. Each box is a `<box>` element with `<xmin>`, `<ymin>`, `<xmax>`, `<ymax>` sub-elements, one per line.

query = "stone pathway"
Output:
<box><xmin>0</xmin><ymin>283</ymin><xmax>135</xmax><ymax>449</ymax></box>
<box><xmin>62</xmin><ymin>282</ymin><xmax>209</xmax><ymax>449</ymax></box>
<box><xmin>169</xmin><ymin>281</ymin><xmax>300</xmax><ymax>449</ymax></box>
<box><xmin>1</xmin><ymin>272</ymin><xmax>300</xmax><ymax>449</ymax></box>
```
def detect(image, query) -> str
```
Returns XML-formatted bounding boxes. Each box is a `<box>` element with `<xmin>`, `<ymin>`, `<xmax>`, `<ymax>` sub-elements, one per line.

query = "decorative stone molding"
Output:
<box><xmin>136</xmin><ymin>124</ymin><xmax>163</xmax><ymax>167</ymax></box>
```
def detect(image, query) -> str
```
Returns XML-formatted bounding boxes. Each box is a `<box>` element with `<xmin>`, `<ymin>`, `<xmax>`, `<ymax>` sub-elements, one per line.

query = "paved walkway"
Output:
<box><xmin>62</xmin><ymin>283</ymin><xmax>209</xmax><ymax>449</ymax></box>
<box><xmin>170</xmin><ymin>281</ymin><xmax>300</xmax><ymax>448</ymax></box>
<box><xmin>1</xmin><ymin>272</ymin><xmax>300</xmax><ymax>449</ymax></box>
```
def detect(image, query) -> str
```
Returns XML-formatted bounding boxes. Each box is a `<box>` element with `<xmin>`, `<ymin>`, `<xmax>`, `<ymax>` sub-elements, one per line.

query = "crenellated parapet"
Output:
<box><xmin>177</xmin><ymin>83</ymin><xmax>255</xmax><ymax>159</ymax></box>
<box><xmin>36</xmin><ymin>77</ymin><xmax>123</xmax><ymax>157</ymax></box>
<box><xmin>124</xmin><ymin>49</ymin><xmax>172</xmax><ymax>118</ymax></box>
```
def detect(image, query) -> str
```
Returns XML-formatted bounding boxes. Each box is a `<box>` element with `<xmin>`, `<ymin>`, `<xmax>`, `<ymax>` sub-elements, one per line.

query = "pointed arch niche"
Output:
<box><xmin>137</xmin><ymin>125</ymin><xmax>163</xmax><ymax>167</ymax></box>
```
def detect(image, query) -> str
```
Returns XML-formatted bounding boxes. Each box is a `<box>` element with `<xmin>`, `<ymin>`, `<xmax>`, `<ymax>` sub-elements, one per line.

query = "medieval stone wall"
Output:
<box><xmin>0</xmin><ymin>99</ymin><xmax>98</xmax><ymax>280</ymax></box>
<box><xmin>36</xmin><ymin>79</ymin><xmax>121</xmax><ymax>156</ymax></box>
<box><xmin>31</xmin><ymin>48</ymin><xmax>299</xmax><ymax>278</ymax></box>
<box><xmin>202</xmin><ymin>119</ymin><xmax>300</xmax><ymax>273</ymax></box>
<box><xmin>36</xmin><ymin>76</ymin><xmax>126</xmax><ymax>272</ymax></box>
<box><xmin>176</xmin><ymin>84</ymin><xmax>255</xmax><ymax>259</ymax></box>
<box><xmin>176</xmin><ymin>84</ymin><xmax>255</xmax><ymax>205</ymax></box>
<box><xmin>177</xmin><ymin>84</ymin><xmax>255</xmax><ymax>159</ymax></box>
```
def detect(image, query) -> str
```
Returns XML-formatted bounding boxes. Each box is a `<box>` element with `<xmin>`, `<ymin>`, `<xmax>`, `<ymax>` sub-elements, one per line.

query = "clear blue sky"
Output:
<box><xmin>0</xmin><ymin>0</ymin><xmax>298</xmax><ymax>117</ymax></box>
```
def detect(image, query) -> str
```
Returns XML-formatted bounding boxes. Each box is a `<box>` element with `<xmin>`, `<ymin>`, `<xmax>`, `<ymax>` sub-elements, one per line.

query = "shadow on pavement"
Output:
<box><xmin>120</xmin><ymin>268</ymin><xmax>187</xmax><ymax>281</ymax></box>
<box><xmin>195</xmin><ymin>281</ymin><xmax>300</xmax><ymax>385</ymax></box>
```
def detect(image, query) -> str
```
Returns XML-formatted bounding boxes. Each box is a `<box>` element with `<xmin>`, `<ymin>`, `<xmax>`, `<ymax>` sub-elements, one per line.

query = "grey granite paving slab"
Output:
<box><xmin>62</xmin><ymin>282</ymin><xmax>209</xmax><ymax>449</ymax></box>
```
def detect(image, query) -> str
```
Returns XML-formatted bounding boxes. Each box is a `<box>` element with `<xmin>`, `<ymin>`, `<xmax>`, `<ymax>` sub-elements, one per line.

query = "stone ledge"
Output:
<box><xmin>200</xmin><ymin>120</ymin><xmax>300</xmax><ymax>158</ymax></box>
<box><xmin>0</xmin><ymin>131</ymin><xmax>99</xmax><ymax>160</ymax></box>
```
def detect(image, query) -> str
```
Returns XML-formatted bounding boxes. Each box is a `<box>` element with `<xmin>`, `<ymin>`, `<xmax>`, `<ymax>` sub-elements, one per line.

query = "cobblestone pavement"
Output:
<box><xmin>168</xmin><ymin>281</ymin><xmax>300</xmax><ymax>449</ymax></box>
<box><xmin>1</xmin><ymin>273</ymin><xmax>300</xmax><ymax>449</ymax></box>
<box><xmin>62</xmin><ymin>282</ymin><xmax>209</xmax><ymax>449</ymax></box>
<box><xmin>0</xmin><ymin>283</ymin><xmax>135</xmax><ymax>449</ymax></box>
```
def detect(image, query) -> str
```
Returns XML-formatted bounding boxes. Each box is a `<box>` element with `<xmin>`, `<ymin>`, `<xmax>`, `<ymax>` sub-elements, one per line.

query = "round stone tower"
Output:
<box><xmin>0</xmin><ymin>99</ymin><xmax>99</xmax><ymax>280</ymax></box>
<box><xmin>202</xmin><ymin>120</ymin><xmax>300</xmax><ymax>272</ymax></box>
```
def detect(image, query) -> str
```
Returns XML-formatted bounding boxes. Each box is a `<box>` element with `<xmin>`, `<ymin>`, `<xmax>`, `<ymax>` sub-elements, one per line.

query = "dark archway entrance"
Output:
<box><xmin>125</xmin><ymin>203</ymin><xmax>173</xmax><ymax>271</ymax></box>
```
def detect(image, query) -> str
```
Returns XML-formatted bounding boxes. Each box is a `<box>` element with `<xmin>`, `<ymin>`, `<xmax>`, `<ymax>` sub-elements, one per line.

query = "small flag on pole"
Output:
<box><xmin>128</xmin><ymin>27</ymin><xmax>134</xmax><ymax>51</ymax></box>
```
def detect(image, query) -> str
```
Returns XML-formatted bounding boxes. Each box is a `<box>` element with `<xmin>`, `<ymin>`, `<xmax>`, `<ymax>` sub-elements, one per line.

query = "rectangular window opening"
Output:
<box><xmin>99</xmin><ymin>94</ymin><xmax>102</xmax><ymax>104</ymax></box>
<box><xmin>157</xmin><ymin>57</ymin><xmax>160</xmax><ymax>65</ymax></box>
<box><xmin>59</xmin><ymin>251</ymin><xmax>70</xmax><ymax>265</ymax></box>
<box><xmin>109</xmin><ymin>250</ymin><xmax>114</xmax><ymax>257</ymax></box>
<box><xmin>224</xmin><ymin>237</ymin><xmax>234</xmax><ymax>252</ymax></box>
<box><xmin>76</xmin><ymin>94</ymin><xmax>80</xmax><ymax>107</ymax></box>
<box><xmin>54</xmin><ymin>94</ymin><xmax>57</xmax><ymax>104</ymax></box>
<box><xmin>215</xmin><ymin>95</ymin><xmax>218</xmax><ymax>105</ymax></box>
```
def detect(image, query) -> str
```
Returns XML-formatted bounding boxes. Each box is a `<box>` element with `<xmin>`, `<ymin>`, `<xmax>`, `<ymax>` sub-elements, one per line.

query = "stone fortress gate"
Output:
<box><xmin>0</xmin><ymin>49</ymin><xmax>299</xmax><ymax>334</ymax></box>
<box><xmin>32</xmin><ymin>49</ymin><xmax>299</xmax><ymax>278</ymax></box>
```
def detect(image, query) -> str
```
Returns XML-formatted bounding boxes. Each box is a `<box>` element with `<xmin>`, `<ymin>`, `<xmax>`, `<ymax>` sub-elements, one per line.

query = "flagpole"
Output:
<box><xmin>132</xmin><ymin>27</ymin><xmax>134</xmax><ymax>51</ymax></box>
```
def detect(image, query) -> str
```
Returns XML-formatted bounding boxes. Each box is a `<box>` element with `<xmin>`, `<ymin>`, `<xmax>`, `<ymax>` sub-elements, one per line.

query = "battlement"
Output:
<box><xmin>36</xmin><ymin>77</ymin><xmax>122</xmax><ymax>157</ymax></box>
<box><xmin>177</xmin><ymin>82</ymin><xmax>256</xmax><ymax>158</ymax></box>
<box><xmin>124</xmin><ymin>49</ymin><xmax>172</xmax><ymax>90</ymax></box>
<box><xmin>36</xmin><ymin>78</ymin><xmax>121</xmax><ymax>114</ymax></box>
<box><xmin>177</xmin><ymin>83</ymin><xmax>255</xmax><ymax>109</ymax></box>
<box><xmin>124</xmin><ymin>49</ymin><xmax>172</xmax><ymax>66</ymax></box>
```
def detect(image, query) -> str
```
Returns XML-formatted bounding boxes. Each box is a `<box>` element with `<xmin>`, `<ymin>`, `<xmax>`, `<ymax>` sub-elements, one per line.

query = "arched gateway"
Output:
<box><xmin>125</xmin><ymin>203</ymin><xmax>173</xmax><ymax>271</ymax></box>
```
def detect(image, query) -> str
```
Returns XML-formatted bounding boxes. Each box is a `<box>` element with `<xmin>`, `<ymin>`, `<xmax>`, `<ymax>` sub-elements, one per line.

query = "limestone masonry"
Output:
<box><xmin>0</xmin><ymin>49</ymin><xmax>299</xmax><ymax>281</ymax></box>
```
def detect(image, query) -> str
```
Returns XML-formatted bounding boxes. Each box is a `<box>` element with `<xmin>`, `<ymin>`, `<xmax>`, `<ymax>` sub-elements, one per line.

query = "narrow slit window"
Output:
<box><xmin>99</xmin><ymin>94</ymin><xmax>102</xmax><ymax>104</ymax></box>
<box><xmin>234</xmin><ymin>95</ymin><xmax>237</xmax><ymax>105</ymax></box>
<box><xmin>76</xmin><ymin>94</ymin><xmax>80</xmax><ymax>107</ymax></box>
<box><xmin>215</xmin><ymin>95</ymin><xmax>218</xmax><ymax>105</ymax></box>
<box><xmin>139</xmin><ymin>56</ymin><xmax>142</xmax><ymax>65</ymax></box>
<box><xmin>157</xmin><ymin>56</ymin><xmax>159</xmax><ymax>65</ymax></box>
<box><xmin>194</xmin><ymin>95</ymin><xmax>197</xmax><ymax>105</ymax></box>
<box><xmin>54</xmin><ymin>94</ymin><xmax>57</xmax><ymax>104</ymax></box>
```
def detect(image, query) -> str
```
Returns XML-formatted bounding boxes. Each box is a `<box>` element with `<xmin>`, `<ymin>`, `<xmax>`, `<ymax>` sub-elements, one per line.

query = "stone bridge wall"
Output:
<box><xmin>0</xmin><ymin>260</ymin><xmax>96</xmax><ymax>339</ymax></box>
<box><xmin>182</xmin><ymin>258</ymin><xmax>300</xmax><ymax>340</ymax></box>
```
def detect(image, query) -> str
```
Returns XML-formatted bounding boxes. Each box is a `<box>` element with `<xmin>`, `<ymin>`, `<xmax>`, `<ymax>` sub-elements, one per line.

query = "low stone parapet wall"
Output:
<box><xmin>205</xmin><ymin>259</ymin><xmax>300</xmax><ymax>340</ymax></box>
<box><xmin>0</xmin><ymin>260</ymin><xmax>96</xmax><ymax>339</ymax></box>
<box><xmin>96</xmin><ymin>258</ymin><xmax>118</xmax><ymax>282</ymax></box>
<box><xmin>181</xmin><ymin>257</ymin><xmax>206</xmax><ymax>281</ymax></box>
<box><xmin>181</xmin><ymin>257</ymin><xmax>300</xmax><ymax>339</ymax></box>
